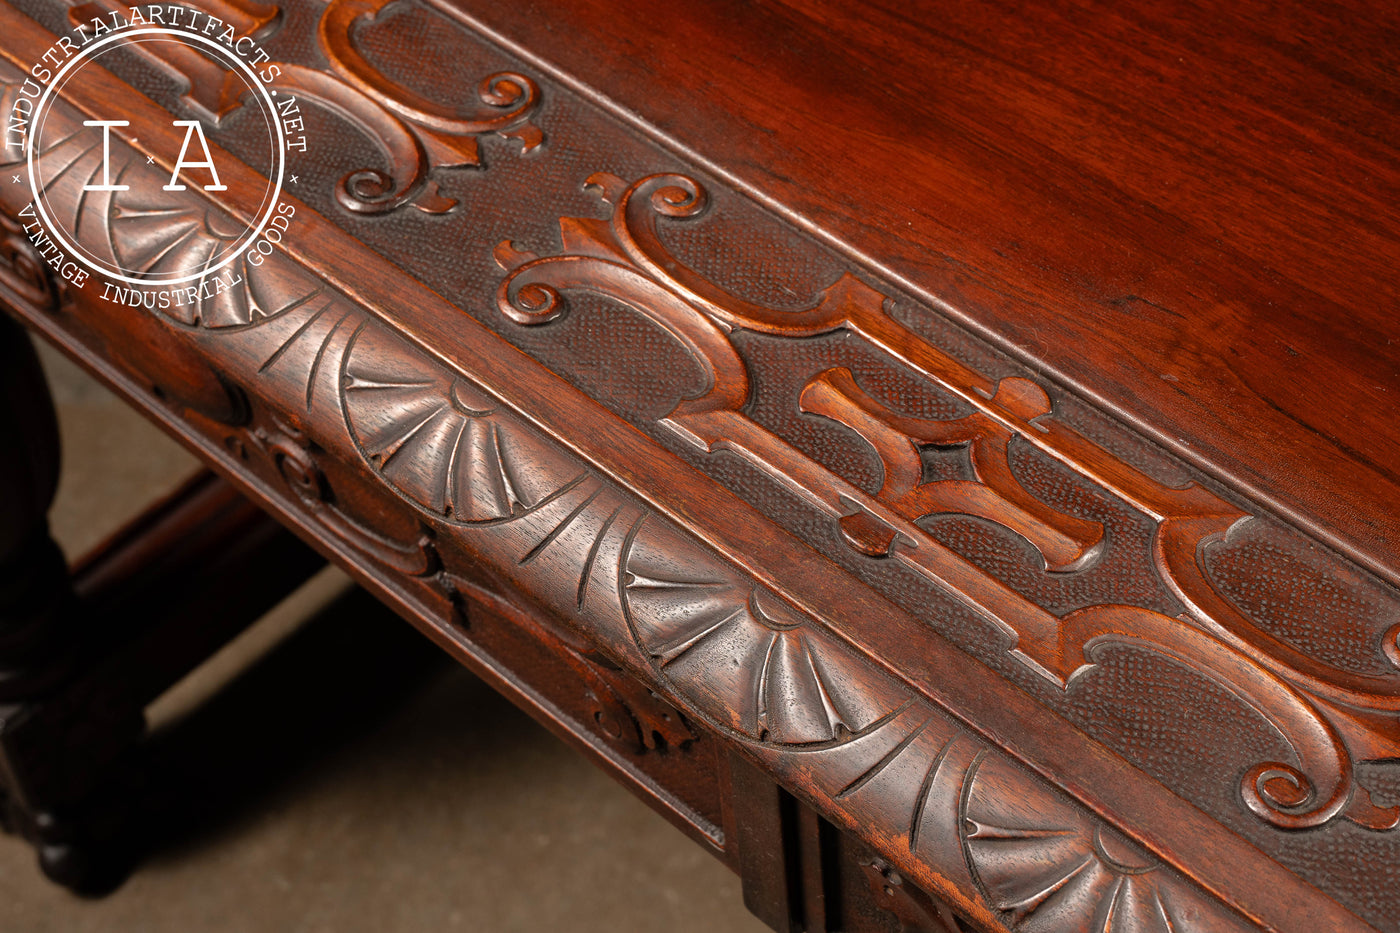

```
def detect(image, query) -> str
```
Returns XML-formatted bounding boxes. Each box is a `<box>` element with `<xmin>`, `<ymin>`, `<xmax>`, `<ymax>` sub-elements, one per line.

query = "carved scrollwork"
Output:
<box><xmin>319</xmin><ymin>0</ymin><xmax>543</xmax><ymax>149</ymax></box>
<box><xmin>0</xmin><ymin>211</ymin><xmax>60</xmax><ymax>313</ymax></box>
<box><xmin>579</xmin><ymin>652</ymin><xmax>697</xmax><ymax>754</ymax></box>
<box><xmin>70</xmin><ymin>0</ymin><xmax>544</xmax><ymax>215</ymax></box>
<box><xmin>496</xmin><ymin>171</ymin><xmax>1400</xmax><ymax>833</ymax></box>
<box><xmin>238</xmin><ymin>417</ymin><xmax>439</xmax><ymax>575</ymax></box>
<box><xmin>866</xmin><ymin>856</ymin><xmax>970</xmax><ymax>933</ymax></box>
<box><xmin>0</xmin><ymin>18</ymin><xmax>1354</xmax><ymax>926</ymax></box>
<box><xmin>545</xmin><ymin>636</ymin><xmax>698</xmax><ymax>755</ymax></box>
<box><xmin>800</xmin><ymin>366</ymin><xmax>1104</xmax><ymax>571</ymax></box>
<box><xmin>294</xmin><ymin>0</ymin><xmax>543</xmax><ymax>213</ymax></box>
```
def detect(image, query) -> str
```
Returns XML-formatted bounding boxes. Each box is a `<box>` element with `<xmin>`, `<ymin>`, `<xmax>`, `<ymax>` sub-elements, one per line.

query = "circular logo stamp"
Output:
<box><xmin>29</xmin><ymin>27</ymin><xmax>283</xmax><ymax>285</ymax></box>
<box><xmin>8</xmin><ymin>8</ymin><xmax>305</xmax><ymax>309</ymax></box>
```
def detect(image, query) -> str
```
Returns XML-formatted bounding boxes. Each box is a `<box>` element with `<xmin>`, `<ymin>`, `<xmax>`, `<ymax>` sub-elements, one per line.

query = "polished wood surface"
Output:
<box><xmin>0</xmin><ymin>2</ymin><xmax>1395</xmax><ymax>931</ymax></box>
<box><xmin>444</xmin><ymin>0</ymin><xmax>1400</xmax><ymax>584</ymax></box>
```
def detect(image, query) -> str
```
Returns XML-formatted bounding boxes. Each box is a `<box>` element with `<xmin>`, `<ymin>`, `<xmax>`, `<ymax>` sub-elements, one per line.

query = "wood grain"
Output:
<box><xmin>1</xmin><ymin>1</ymin><xmax>1397</xmax><ymax>929</ymax></box>
<box><xmin>436</xmin><ymin>0</ymin><xmax>1400</xmax><ymax>589</ymax></box>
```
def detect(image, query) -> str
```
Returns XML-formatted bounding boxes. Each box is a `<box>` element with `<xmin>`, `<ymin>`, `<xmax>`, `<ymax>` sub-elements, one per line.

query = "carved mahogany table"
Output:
<box><xmin>0</xmin><ymin>1</ymin><xmax>1397</xmax><ymax>930</ymax></box>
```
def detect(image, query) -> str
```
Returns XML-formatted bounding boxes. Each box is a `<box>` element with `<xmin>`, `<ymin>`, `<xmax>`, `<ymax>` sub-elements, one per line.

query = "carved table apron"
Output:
<box><xmin>0</xmin><ymin>1</ymin><xmax>1397</xmax><ymax>931</ymax></box>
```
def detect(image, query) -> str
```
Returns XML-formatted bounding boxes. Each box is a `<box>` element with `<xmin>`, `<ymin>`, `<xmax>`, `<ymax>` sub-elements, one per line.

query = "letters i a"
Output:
<box><xmin>81</xmin><ymin>119</ymin><xmax>226</xmax><ymax>192</ymax></box>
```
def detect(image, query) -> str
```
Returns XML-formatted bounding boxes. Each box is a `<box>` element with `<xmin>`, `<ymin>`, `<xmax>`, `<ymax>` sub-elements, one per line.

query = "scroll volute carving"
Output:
<box><xmin>318</xmin><ymin>0</ymin><xmax>543</xmax><ymax>153</ymax></box>
<box><xmin>570</xmin><ymin>648</ymin><xmax>697</xmax><ymax>754</ymax></box>
<box><xmin>234</xmin><ymin>418</ymin><xmax>440</xmax><ymax>576</ymax></box>
<box><xmin>865</xmin><ymin>858</ymin><xmax>968</xmax><ymax>933</ymax></box>
<box><xmin>308</xmin><ymin>0</ymin><xmax>544</xmax><ymax>214</ymax></box>
<box><xmin>0</xmin><ymin>213</ymin><xmax>61</xmax><ymax>314</ymax></box>
<box><xmin>496</xmin><ymin>171</ymin><xmax>1400</xmax><ymax>834</ymax></box>
<box><xmin>71</xmin><ymin>0</ymin><xmax>544</xmax><ymax>215</ymax></box>
<box><xmin>554</xmin><ymin>642</ymin><xmax>698</xmax><ymax>756</ymax></box>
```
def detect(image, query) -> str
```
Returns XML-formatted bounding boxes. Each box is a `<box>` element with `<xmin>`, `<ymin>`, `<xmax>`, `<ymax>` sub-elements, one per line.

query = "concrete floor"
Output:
<box><xmin>0</xmin><ymin>343</ymin><xmax>767</xmax><ymax>932</ymax></box>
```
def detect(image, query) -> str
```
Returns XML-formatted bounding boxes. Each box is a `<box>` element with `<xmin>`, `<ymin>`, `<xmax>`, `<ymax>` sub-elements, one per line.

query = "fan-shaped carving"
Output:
<box><xmin>622</xmin><ymin>517</ymin><xmax>888</xmax><ymax>745</ymax></box>
<box><xmin>963</xmin><ymin>753</ymin><xmax>1247</xmax><ymax>932</ymax></box>
<box><xmin>342</xmin><ymin>324</ymin><xmax>574</xmax><ymax>522</ymax></box>
<box><xmin>5</xmin><ymin>105</ymin><xmax>304</xmax><ymax>329</ymax></box>
<box><xmin>106</xmin><ymin>186</ymin><xmax>288</xmax><ymax>328</ymax></box>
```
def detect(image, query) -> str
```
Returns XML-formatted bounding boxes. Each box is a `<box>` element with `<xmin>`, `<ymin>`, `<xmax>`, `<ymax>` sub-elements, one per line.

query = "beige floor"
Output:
<box><xmin>0</xmin><ymin>344</ymin><xmax>767</xmax><ymax>933</ymax></box>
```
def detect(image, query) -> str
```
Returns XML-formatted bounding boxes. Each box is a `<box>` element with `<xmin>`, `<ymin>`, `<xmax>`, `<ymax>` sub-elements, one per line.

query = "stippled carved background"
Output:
<box><xmin>0</xmin><ymin>47</ymin><xmax>1275</xmax><ymax>928</ymax></box>
<box><xmin>10</xmin><ymin>0</ymin><xmax>1400</xmax><ymax>927</ymax></box>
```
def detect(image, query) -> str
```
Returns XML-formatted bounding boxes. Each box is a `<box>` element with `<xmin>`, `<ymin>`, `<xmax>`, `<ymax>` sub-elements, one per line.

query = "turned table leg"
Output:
<box><xmin>0</xmin><ymin>311</ymin><xmax>115</xmax><ymax>888</ymax></box>
<box><xmin>0</xmin><ymin>311</ymin><xmax>330</xmax><ymax>892</ymax></box>
<box><xmin>0</xmin><ymin>312</ymin><xmax>74</xmax><ymax>701</ymax></box>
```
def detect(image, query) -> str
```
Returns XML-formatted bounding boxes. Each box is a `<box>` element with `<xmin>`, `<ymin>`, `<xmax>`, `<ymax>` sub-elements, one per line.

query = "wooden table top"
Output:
<box><xmin>446</xmin><ymin>0</ymin><xmax>1400</xmax><ymax>590</ymax></box>
<box><xmin>1</xmin><ymin>1</ymin><xmax>1396</xmax><ymax>930</ymax></box>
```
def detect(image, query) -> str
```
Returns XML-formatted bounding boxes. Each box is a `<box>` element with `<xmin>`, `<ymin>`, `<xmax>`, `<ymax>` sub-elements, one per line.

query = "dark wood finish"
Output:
<box><xmin>0</xmin><ymin>1</ymin><xmax>1395</xmax><ymax>930</ymax></box>
<box><xmin>0</xmin><ymin>312</ymin><xmax>73</xmax><ymax>703</ymax></box>
<box><xmin>0</xmin><ymin>310</ymin><xmax>83</xmax><ymax>878</ymax></box>
<box><xmin>0</xmin><ymin>459</ymin><xmax>325</xmax><ymax>888</ymax></box>
<box><xmin>443</xmin><ymin>0</ymin><xmax>1400</xmax><ymax>588</ymax></box>
<box><xmin>66</xmin><ymin>471</ymin><xmax>325</xmax><ymax>710</ymax></box>
<box><xmin>727</xmin><ymin>752</ymin><xmax>802</xmax><ymax>933</ymax></box>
